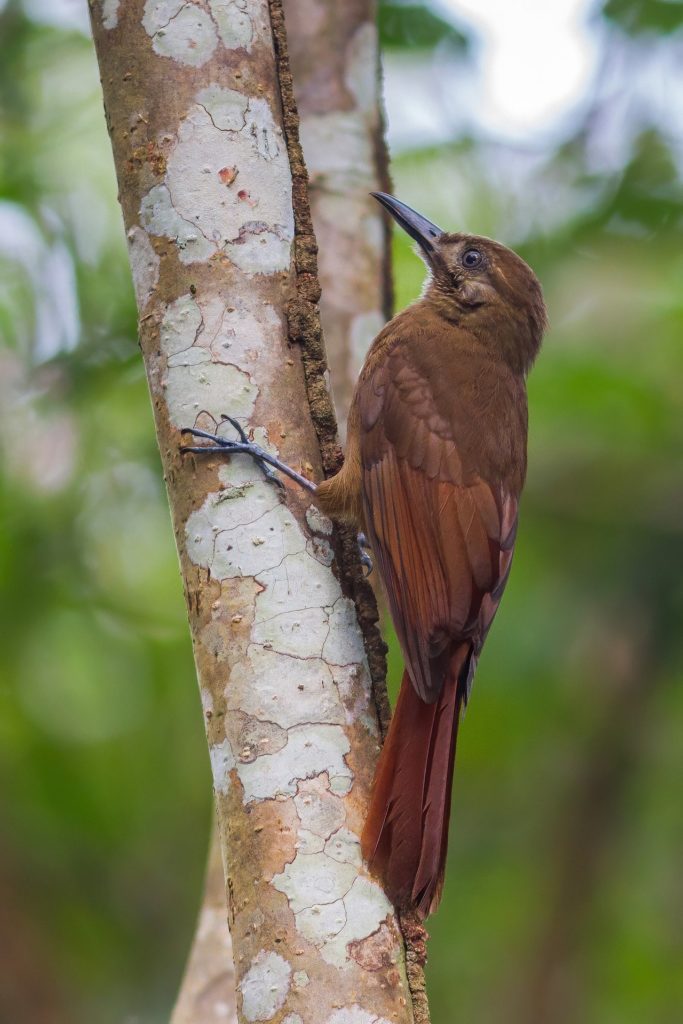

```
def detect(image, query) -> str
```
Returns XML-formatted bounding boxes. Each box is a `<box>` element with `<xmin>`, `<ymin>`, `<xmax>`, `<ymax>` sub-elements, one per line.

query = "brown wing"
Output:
<box><xmin>359</xmin><ymin>340</ymin><xmax>520</xmax><ymax>704</ymax></box>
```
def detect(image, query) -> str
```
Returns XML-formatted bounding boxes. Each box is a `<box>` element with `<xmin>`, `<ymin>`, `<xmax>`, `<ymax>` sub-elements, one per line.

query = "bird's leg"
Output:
<box><xmin>182</xmin><ymin>417</ymin><xmax>372</xmax><ymax>574</ymax></box>
<box><xmin>180</xmin><ymin>416</ymin><xmax>317</xmax><ymax>493</ymax></box>
<box><xmin>357</xmin><ymin>532</ymin><xmax>373</xmax><ymax>576</ymax></box>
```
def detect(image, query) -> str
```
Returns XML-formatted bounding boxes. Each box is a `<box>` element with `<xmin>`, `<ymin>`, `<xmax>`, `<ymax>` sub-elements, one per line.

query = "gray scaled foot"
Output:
<box><xmin>180</xmin><ymin>415</ymin><xmax>316</xmax><ymax>494</ymax></box>
<box><xmin>357</xmin><ymin>532</ymin><xmax>373</xmax><ymax>576</ymax></box>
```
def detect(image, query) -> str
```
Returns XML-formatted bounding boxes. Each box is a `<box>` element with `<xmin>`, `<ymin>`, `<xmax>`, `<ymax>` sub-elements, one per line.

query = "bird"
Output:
<box><xmin>182</xmin><ymin>192</ymin><xmax>547</xmax><ymax>919</ymax></box>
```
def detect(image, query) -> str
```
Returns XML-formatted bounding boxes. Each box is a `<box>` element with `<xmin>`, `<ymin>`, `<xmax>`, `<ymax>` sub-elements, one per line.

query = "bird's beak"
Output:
<box><xmin>371</xmin><ymin>192</ymin><xmax>443</xmax><ymax>259</ymax></box>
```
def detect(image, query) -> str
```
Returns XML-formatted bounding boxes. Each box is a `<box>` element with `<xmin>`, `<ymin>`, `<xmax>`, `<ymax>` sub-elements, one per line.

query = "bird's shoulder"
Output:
<box><xmin>356</xmin><ymin>303</ymin><xmax>527</xmax><ymax>491</ymax></box>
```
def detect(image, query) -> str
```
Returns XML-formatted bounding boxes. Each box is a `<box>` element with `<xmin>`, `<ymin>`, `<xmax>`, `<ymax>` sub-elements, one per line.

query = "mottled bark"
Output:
<box><xmin>171</xmin><ymin>4</ymin><xmax>406</xmax><ymax>1020</ymax></box>
<box><xmin>283</xmin><ymin>0</ymin><xmax>392</xmax><ymax>440</ymax></box>
<box><xmin>88</xmin><ymin>2</ymin><xmax>421</xmax><ymax>1022</ymax></box>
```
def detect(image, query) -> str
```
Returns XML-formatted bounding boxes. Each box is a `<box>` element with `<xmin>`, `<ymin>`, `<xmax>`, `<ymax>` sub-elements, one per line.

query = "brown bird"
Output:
<box><xmin>182</xmin><ymin>193</ymin><xmax>547</xmax><ymax>919</ymax></box>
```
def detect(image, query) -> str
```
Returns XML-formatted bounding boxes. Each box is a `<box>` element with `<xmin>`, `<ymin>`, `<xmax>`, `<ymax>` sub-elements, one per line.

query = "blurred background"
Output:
<box><xmin>1</xmin><ymin>0</ymin><xmax>682</xmax><ymax>1021</ymax></box>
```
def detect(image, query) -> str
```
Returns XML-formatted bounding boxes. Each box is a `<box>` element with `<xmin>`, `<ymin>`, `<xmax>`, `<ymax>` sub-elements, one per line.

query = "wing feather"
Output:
<box><xmin>359</xmin><ymin>341</ymin><xmax>520</xmax><ymax>704</ymax></box>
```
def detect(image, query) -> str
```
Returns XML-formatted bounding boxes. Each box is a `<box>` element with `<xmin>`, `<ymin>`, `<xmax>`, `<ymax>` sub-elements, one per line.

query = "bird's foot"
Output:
<box><xmin>180</xmin><ymin>416</ymin><xmax>316</xmax><ymax>493</ymax></box>
<box><xmin>357</xmin><ymin>532</ymin><xmax>373</xmax><ymax>576</ymax></box>
<box><xmin>181</xmin><ymin>417</ymin><xmax>283</xmax><ymax>487</ymax></box>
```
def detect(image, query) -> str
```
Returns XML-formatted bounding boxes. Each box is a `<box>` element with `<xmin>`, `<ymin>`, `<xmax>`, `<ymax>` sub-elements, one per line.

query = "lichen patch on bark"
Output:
<box><xmin>158</xmin><ymin>292</ymin><xmax>276</xmax><ymax>427</ymax></box>
<box><xmin>126</xmin><ymin>225</ymin><xmax>160</xmax><ymax>308</ymax></box>
<box><xmin>238</xmin><ymin>724</ymin><xmax>352</xmax><ymax>803</ymax></box>
<box><xmin>100</xmin><ymin>0</ymin><xmax>121</xmax><ymax>30</ymax></box>
<box><xmin>239</xmin><ymin>950</ymin><xmax>291</xmax><ymax>1022</ymax></box>
<box><xmin>271</xmin><ymin>838</ymin><xmax>393</xmax><ymax>968</ymax></box>
<box><xmin>209</xmin><ymin>0</ymin><xmax>255</xmax><ymax>52</ymax></box>
<box><xmin>143</xmin><ymin>1</ymin><xmax>219</xmax><ymax>67</ymax></box>
<box><xmin>209</xmin><ymin>737</ymin><xmax>236</xmax><ymax>795</ymax></box>
<box><xmin>140</xmin><ymin>88</ymin><xmax>293</xmax><ymax>270</ymax></box>
<box><xmin>326</xmin><ymin>1008</ymin><xmax>392</xmax><ymax>1024</ymax></box>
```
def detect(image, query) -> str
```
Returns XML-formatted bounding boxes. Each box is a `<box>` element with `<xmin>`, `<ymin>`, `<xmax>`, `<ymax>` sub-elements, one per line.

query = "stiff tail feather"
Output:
<box><xmin>361</xmin><ymin>648</ymin><xmax>468</xmax><ymax>918</ymax></box>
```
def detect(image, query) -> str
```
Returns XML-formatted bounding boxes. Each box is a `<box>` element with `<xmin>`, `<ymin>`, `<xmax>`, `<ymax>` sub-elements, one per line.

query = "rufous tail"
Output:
<box><xmin>361</xmin><ymin>649</ymin><xmax>468</xmax><ymax>918</ymax></box>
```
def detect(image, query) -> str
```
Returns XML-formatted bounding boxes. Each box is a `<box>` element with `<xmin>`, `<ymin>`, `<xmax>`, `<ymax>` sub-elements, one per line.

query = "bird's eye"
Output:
<box><xmin>462</xmin><ymin>248</ymin><xmax>483</xmax><ymax>269</ymax></box>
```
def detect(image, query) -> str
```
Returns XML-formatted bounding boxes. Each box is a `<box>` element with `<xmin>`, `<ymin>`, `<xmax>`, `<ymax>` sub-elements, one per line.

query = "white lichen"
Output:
<box><xmin>209</xmin><ymin>738</ymin><xmax>236</xmax><ymax>795</ymax></box>
<box><xmin>160</xmin><ymin>291</ymin><xmax>280</xmax><ymax>375</ymax></box>
<box><xmin>160</xmin><ymin>293</ymin><xmax>203</xmax><ymax>355</ymax></box>
<box><xmin>227</xmin><ymin>648</ymin><xmax>345</xmax><ymax>731</ymax></box>
<box><xmin>272</xmin><ymin>843</ymin><xmax>392</xmax><ymax>968</ymax></box>
<box><xmin>296</xmin><ymin>828</ymin><xmax>325</xmax><ymax>855</ymax></box>
<box><xmin>201</xmin><ymin>688</ymin><xmax>214</xmax><ymax>716</ymax></box>
<box><xmin>324</xmin><ymin>827</ymin><xmax>362</xmax><ymax>867</ymax></box>
<box><xmin>140</xmin><ymin>88</ymin><xmax>293</xmax><ymax>272</ymax></box>
<box><xmin>100</xmin><ymin>0</ymin><xmax>121</xmax><ymax>29</ymax></box>
<box><xmin>197</xmin><ymin>84</ymin><xmax>248</xmax><ymax>131</ymax></box>
<box><xmin>297</xmin><ymin>898</ymin><xmax>347</xmax><ymax>946</ymax></box>
<box><xmin>143</xmin><ymin>0</ymin><xmax>219</xmax><ymax>67</ymax></box>
<box><xmin>237</xmin><ymin>724</ymin><xmax>352</xmax><ymax>802</ymax></box>
<box><xmin>273</xmin><ymin>851</ymin><xmax>357</xmax><ymax>915</ymax></box>
<box><xmin>140</xmin><ymin>184</ymin><xmax>215</xmax><ymax>265</ymax></box>
<box><xmin>142</xmin><ymin>0</ymin><xmax>184</xmax><ymax>33</ymax></box>
<box><xmin>126</xmin><ymin>226</ymin><xmax>160</xmax><ymax>309</ymax></box>
<box><xmin>270</xmin><ymin>821</ymin><xmax>393</xmax><ymax>966</ymax></box>
<box><xmin>306</xmin><ymin>504</ymin><xmax>334</xmax><ymax>536</ymax></box>
<box><xmin>326</xmin><ymin>1008</ymin><xmax>392</xmax><ymax>1024</ymax></box>
<box><xmin>169</xmin><ymin>361</ymin><xmax>257</xmax><ymax>431</ymax></box>
<box><xmin>322</xmin><ymin>597</ymin><xmax>367</xmax><ymax>667</ymax></box>
<box><xmin>239</xmin><ymin>950</ymin><xmax>291</xmax><ymax>1022</ymax></box>
<box><xmin>323</xmin><ymin>877</ymin><xmax>393</xmax><ymax>968</ymax></box>
<box><xmin>307</xmin><ymin>534</ymin><xmax>334</xmax><ymax>566</ymax></box>
<box><xmin>208</xmin><ymin>0</ymin><xmax>254</xmax><ymax>51</ymax></box>
<box><xmin>158</xmin><ymin>293</ymin><xmax>265</xmax><ymax>428</ymax></box>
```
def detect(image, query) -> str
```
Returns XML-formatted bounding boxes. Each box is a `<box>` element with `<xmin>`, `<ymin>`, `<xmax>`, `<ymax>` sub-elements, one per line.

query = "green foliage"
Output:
<box><xmin>379</xmin><ymin>0</ymin><xmax>468</xmax><ymax>50</ymax></box>
<box><xmin>603</xmin><ymin>0</ymin><xmax>683</xmax><ymax>34</ymax></box>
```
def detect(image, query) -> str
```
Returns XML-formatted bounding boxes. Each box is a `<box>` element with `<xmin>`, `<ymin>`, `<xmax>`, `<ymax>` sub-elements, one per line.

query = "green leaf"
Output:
<box><xmin>379</xmin><ymin>1</ymin><xmax>469</xmax><ymax>50</ymax></box>
<box><xmin>603</xmin><ymin>0</ymin><xmax>683</xmax><ymax>35</ymax></box>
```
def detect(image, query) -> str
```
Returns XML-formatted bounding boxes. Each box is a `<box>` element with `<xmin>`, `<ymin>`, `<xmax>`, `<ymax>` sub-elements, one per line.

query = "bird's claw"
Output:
<box><xmin>220</xmin><ymin>414</ymin><xmax>248</xmax><ymax>443</ymax></box>
<box><xmin>360</xmin><ymin>551</ymin><xmax>373</xmax><ymax>576</ymax></box>
<box><xmin>357</xmin><ymin>533</ymin><xmax>373</xmax><ymax>576</ymax></box>
<box><xmin>180</xmin><ymin>423</ymin><xmax>285</xmax><ymax>489</ymax></box>
<box><xmin>258</xmin><ymin>460</ymin><xmax>285</xmax><ymax>488</ymax></box>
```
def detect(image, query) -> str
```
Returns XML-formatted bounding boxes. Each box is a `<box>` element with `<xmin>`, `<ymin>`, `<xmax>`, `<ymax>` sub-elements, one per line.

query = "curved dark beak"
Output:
<box><xmin>371</xmin><ymin>192</ymin><xmax>443</xmax><ymax>258</ymax></box>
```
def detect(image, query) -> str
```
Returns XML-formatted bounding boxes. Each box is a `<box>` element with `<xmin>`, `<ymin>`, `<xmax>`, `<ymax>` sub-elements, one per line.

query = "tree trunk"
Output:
<box><xmin>170</xmin><ymin>3</ymin><xmax>394</xmax><ymax>1020</ymax></box>
<box><xmin>88</xmin><ymin>2</ymin><xmax>426</xmax><ymax>1021</ymax></box>
<box><xmin>170</xmin><ymin>822</ymin><xmax>236</xmax><ymax>1024</ymax></box>
<box><xmin>283</xmin><ymin>0</ymin><xmax>392</xmax><ymax>439</ymax></box>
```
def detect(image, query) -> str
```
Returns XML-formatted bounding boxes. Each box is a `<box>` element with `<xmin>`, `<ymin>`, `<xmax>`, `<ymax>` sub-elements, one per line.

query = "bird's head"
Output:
<box><xmin>372</xmin><ymin>192</ymin><xmax>547</xmax><ymax>373</ymax></box>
